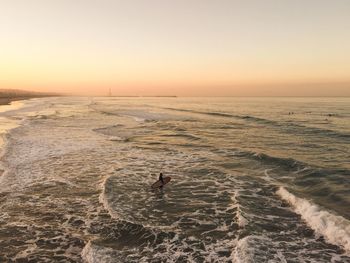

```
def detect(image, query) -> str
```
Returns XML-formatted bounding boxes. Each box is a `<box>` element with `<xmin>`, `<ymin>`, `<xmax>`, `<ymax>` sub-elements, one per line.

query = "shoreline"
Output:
<box><xmin>0</xmin><ymin>88</ymin><xmax>61</xmax><ymax>106</ymax></box>
<box><xmin>0</xmin><ymin>97</ymin><xmax>28</xmax><ymax>106</ymax></box>
<box><xmin>0</xmin><ymin>96</ymin><xmax>42</xmax><ymax>183</ymax></box>
<box><xmin>0</xmin><ymin>96</ymin><xmax>56</xmax><ymax>106</ymax></box>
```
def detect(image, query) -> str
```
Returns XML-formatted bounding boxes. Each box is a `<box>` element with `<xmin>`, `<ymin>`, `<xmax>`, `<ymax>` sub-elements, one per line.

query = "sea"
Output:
<box><xmin>0</xmin><ymin>96</ymin><xmax>349</xmax><ymax>262</ymax></box>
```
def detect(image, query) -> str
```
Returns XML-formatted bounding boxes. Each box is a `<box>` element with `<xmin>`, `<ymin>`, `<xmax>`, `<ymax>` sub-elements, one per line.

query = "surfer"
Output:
<box><xmin>159</xmin><ymin>173</ymin><xmax>164</xmax><ymax>188</ymax></box>
<box><xmin>151</xmin><ymin>172</ymin><xmax>170</xmax><ymax>189</ymax></box>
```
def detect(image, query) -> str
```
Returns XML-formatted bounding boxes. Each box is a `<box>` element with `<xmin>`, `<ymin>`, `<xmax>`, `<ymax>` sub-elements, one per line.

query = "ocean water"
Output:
<box><xmin>0</xmin><ymin>96</ymin><xmax>349</xmax><ymax>262</ymax></box>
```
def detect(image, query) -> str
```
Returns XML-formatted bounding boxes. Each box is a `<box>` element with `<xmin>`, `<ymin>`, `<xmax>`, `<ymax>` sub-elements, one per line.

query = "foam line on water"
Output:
<box><xmin>277</xmin><ymin>186</ymin><xmax>350</xmax><ymax>253</ymax></box>
<box><xmin>98</xmin><ymin>175</ymin><xmax>119</xmax><ymax>220</ymax></box>
<box><xmin>231</xmin><ymin>235</ymin><xmax>271</xmax><ymax>263</ymax></box>
<box><xmin>230</xmin><ymin>190</ymin><xmax>248</xmax><ymax>228</ymax></box>
<box><xmin>81</xmin><ymin>241</ymin><xmax>114</xmax><ymax>263</ymax></box>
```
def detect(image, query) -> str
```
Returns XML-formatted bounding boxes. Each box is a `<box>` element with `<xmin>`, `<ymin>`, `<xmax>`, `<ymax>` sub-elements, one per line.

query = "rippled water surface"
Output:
<box><xmin>0</xmin><ymin>97</ymin><xmax>349</xmax><ymax>262</ymax></box>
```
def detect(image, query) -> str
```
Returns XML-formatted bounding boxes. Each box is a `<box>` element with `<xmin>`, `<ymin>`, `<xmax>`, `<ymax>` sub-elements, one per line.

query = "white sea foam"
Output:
<box><xmin>118</xmin><ymin>109</ymin><xmax>185</xmax><ymax>123</ymax></box>
<box><xmin>2</xmin><ymin>97</ymin><xmax>349</xmax><ymax>262</ymax></box>
<box><xmin>231</xmin><ymin>236</ymin><xmax>256</xmax><ymax>263</ymax></box>
<box><xmin>108</xmin><ymin>136</ymin><xmax>124</xmax><ymax>141</ymax></box>
<box><xmin>81</xmin><ymin>241</ymin><xmax>114</xmax><ymax>263</ymax></box>
<box><xmin>0</xmin><ymin>100</ymin><xmax>24</xmax><ymax>113</ymax></box>
<box><xmin>230</xmin><ymin>190</ymin><xmax>248</xmax><ymax>228</ymax></box>
<box><xmin>277</xmin><ymin>186</ymin><xmax>350</xmax><ymax>253</ymax></box>
<box><xmin>98</xmin><ymin>176</ymin><xmax>118</xmax><ymax>220</ymax></box>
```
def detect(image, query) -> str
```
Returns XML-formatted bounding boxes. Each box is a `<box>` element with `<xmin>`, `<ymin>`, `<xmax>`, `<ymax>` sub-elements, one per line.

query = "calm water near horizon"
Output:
<box><xmin>0</xmin><ymin>96</ymin><xmax>349</xmax><ymax>262</ymax></box>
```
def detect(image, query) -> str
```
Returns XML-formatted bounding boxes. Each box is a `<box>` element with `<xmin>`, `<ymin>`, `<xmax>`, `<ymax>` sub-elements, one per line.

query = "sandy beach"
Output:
<box><xmin>0</xmin><ymin>89</ymin><xmax>58</xmax><ymax>106</ymax></box>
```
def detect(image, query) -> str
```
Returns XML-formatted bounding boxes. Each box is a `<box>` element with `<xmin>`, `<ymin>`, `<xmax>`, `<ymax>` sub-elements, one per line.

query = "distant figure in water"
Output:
<box><xmin>159</xmin><ymin>172</ymin><xmax>164</xmax><ymax>188</ymax></box>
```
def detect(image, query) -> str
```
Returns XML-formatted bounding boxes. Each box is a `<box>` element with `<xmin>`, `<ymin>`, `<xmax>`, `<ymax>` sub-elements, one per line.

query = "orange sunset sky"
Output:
<box><xmin>1</xmin><ymin>0</ymin><xmax>350</xmax><ymax>96</ymax></box>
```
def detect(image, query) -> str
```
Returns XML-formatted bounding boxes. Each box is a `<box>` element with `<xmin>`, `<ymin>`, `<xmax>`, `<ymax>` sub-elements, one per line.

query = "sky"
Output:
<box><xmin>0</xmin><ymin>0</ymin><xmax>350</xmax><ymax>96</ymax></box>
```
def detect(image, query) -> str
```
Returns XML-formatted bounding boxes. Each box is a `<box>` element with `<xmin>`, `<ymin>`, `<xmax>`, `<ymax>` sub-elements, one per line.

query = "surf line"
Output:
<box><xmin>277</xmin><ymin>186</ymin><xmax>350</xmax><ymax>254</ymax></box>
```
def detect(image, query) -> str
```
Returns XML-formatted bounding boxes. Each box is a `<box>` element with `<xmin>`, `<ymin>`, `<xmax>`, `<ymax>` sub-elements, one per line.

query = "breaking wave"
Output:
<box><xmin>277</xmin><ymin>187</ymin><xmax>350</xmax><ymax>253</ymax></box>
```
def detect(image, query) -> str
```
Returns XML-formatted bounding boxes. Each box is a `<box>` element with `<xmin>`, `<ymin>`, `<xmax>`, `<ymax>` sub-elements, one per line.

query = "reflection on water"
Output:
<box><xmin>0</xmin><ymin>97</ymin><xmax>349</xmax><ymax>262</ymax></box>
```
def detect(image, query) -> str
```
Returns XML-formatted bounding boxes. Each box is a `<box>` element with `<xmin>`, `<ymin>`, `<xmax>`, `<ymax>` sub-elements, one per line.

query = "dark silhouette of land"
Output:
<box><xmin>0</xmin><ymin>89</ymin><xmax>59</xmax><ymax>105</ymax></box>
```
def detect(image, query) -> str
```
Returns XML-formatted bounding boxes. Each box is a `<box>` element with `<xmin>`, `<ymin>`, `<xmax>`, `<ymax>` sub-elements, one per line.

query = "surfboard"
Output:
<box><xmin>151</xmin><ymin>176</ymin><xmax>171</xmax><ymax>189</ymax></box>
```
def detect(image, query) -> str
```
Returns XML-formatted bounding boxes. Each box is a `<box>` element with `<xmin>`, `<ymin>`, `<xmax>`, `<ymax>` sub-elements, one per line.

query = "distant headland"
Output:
<box><xmin>0</xmin><ymin>89</ymin><xmax>59</xmax><ymax>105</ymax></box>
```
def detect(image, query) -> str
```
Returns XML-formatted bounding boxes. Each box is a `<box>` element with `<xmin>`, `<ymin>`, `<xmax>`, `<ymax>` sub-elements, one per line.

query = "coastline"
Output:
<box><xmin>0</xmin><ymin>95</ymin><xmax>56</xmax><ymax>106</ymax></box>
<box><xmin>0</xmin><ymin>97</ymin><xmax>33</xmax><ymax>106</ymax></box>
<box><xmin>0</xmin><ymin>88</ymin><xmax>60</xmax><ymax>106</ymax></box>
<box><xmin>0</xmin><ymin>96</ymin><xmax>42</xmax><ymax>184</ymax></box>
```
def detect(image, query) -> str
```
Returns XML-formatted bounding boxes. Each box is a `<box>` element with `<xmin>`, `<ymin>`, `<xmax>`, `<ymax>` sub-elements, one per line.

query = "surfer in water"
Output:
<box><xmin>159</xmin><ymin>173</ymin><xmax>165</xmax><ymax>188</ymax></box>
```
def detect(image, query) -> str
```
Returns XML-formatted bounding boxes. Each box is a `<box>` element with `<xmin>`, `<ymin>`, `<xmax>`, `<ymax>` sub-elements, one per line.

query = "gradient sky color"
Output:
<box><xmin>1</xmin><ymin>0</ymin><xmax>350</xmax><ymax>96</ymax></box>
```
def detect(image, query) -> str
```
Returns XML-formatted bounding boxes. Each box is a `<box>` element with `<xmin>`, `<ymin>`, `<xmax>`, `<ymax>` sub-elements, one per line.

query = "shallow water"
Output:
<box><xmin>0</xmin><ymin>97</ymin><xmax>349</xmax><ymax>262</ymax></box>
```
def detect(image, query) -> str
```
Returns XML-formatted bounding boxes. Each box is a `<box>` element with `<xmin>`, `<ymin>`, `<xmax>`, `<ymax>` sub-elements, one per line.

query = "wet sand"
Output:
<box><xmin>0</xmin><ymin>97</ymin><xmax>33</xmax><ymax>106</ymax></box>
<box><xmin>0</xmin><ymin>89</ymin><xmax>59</xmax><ymax>106</ymax></box>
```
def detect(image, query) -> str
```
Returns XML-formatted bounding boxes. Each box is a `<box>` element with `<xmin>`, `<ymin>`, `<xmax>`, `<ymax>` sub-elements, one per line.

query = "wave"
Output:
<box><xmin>230</xmin><ymin>190</ymin><xmax>248</xmax><ymax>228</ymax></box>
<box><xmin>277</xmin><ymin>187</ymin><xmax>350</xmax><ymax>253</ymax></box>
<box><xmin>225</xmin><ymin>149</ymin><xmax>312</xmax><ymax>174</ymax></box>
<box><xmin>92</xmin><ymin>125</ymin><xmax>123</xmax><ymax>136</ymax></box>
<box><xmin>163</xmin><ymin>107</ymin><xmax>350</xmax><ymax>140</ymax></box>
<box><xmin>240</xmin><ymin>115</ymin><xmax>350</xmax><ymax>140</ymax></box>
<box><xmin>90</xmin><ymin>104</ymin><xmax>181</xmax><ymax>122</ymax></box>
<box><xmin>160</xmin><ymin>133</ymin><xmax>201</xmax><ymax>141</ymax></box>
<box><xmin>239</xmin><ymin>114</ymin><xmax>350</xmax><ymax>140</ymax></box>
<box><xmin>232</xmin><ymin>150</ymin><xmax>349</xmax><ymax>181</ymax></box>
<box><xmin>164</xmin><ymin>107</ymin><xmax>281</xmax><ymax>123</ymax></box>
<box><xmin>292</xmin><ymin>123</ymin><xmax>350</xmax><ymax>140</ymax></box>
<box><xmin>241</xmin><ymin>115</ymin><xmax>279</xmax><ymax>126</ymax></box>
<box><xmin>231</xmin><ymin>236</ymin><xmax>253</xmax><ymax>263</ymax></box>
<box><xmin>231</xmin><ymin>235</ymin><xmax>272</xmax><ymax>263</ymax></box>
<box><xmin>81</xmin><ymin>241</ymin><xmax>112</xmax><ymax>263</ymax></box>
<box><xmin>92</xmin><ymin>125</ymin><xmax>134</xmax><ymax>142</ymax></box>
<box><xmin>240</xmin><ymin>151</ymin><xmax>305</xmax><ymax>171</ymax></box>
<box><xmin>99</xmin><ymin>175</ymin><xmax>120</xmax><ymax>220</ymax></box>
<box><xmin>223</xmin><ymin>149</ymin><xmax>350</xmax><ymax>217</ymax></box>
<box><xmin>164</xmin><ymin>107</ymin><xmax>240</xmax><ymax>119</ymax></box>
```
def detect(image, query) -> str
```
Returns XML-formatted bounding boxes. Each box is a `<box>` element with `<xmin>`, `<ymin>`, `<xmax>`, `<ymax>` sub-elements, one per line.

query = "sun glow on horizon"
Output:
<box><xmin>1</xmin><ymin>0</ymin><xmax>350</xmax><ymax>96</ymax></box>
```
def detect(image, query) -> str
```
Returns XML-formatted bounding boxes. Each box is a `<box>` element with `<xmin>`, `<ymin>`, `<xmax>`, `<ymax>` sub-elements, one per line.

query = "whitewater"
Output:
<box><xmin>0</xmin><ymin>96</ymin><xmax>349</xmax><ymax>262</ymax></box>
